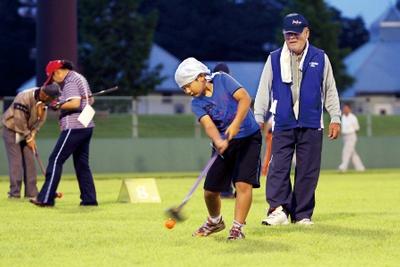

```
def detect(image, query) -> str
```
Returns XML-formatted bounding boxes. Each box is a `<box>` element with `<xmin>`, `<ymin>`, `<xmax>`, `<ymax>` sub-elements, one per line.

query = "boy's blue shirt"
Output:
<box><xmin>191</xmin><ymin>72</ymin><xmax>259</xmax><ymax>139</ymax></box>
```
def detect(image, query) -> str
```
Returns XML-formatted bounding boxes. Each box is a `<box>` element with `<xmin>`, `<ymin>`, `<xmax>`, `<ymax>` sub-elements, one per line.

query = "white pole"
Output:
<box><xmin>366</xmin><ymin>113</ymin><xmax>372</xmax><ymax>137</ymax></box>
<box><xmin>132</xmin><ymin>97</ymin><xmax>138</xmax><ymax>138</ymax></box>
<box><xmin>366</xmin><ymin>98</ymin><xmax>372</xmax><ymax>137</ymax></box>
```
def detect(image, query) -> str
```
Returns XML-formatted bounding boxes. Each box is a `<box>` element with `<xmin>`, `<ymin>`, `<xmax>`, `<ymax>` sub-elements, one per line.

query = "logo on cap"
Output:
<box><xmin>283</xmin><ymin>13</ymin><xmax>309</xmax><ymax>34</ymax></box>
<box><xmin>46</xmin><ymin>60</ymin><xmax>63</xmax><ymax>76</ymax></box>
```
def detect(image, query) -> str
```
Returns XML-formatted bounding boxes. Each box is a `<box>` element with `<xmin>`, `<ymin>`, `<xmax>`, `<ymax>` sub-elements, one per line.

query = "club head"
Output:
<box><xmin>165</xmin><ymin>207</ymin><xmax>186</xmax><ymax>222</ymax></box>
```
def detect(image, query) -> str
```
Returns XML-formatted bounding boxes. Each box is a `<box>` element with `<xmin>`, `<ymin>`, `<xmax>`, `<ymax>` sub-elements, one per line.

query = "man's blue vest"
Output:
<box><xmin>270</xmin><ymin>44</ymin><xmax>325</xmax><ymax>131</ymax></box>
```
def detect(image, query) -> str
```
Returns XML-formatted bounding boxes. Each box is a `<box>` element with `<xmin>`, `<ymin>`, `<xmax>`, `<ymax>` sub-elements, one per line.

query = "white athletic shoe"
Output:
<box><xmin>261</xmin><ymin>206</ymin><xmax>289</xmax><ymax>226</ymax></box>
<box><xmin>295</xmin><ymin>218</ymin><xmax>314</xmax><ymax>225</ymax></box>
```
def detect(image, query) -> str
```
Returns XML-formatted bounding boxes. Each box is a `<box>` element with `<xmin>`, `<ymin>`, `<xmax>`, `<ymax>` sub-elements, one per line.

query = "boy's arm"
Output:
<box><xmin>225</xmin><ymin>88</ymin><xmax>251</xmax><ymax>140</ymax></box>
<box><xmin>60</xmin><ymin>98</ymin><xmax>81</xmax><ymax>110</ymax></box>
<box><xmin>199</xmin><ymin>115</ymin><xmax>228</xmax><ymax>154</ymax></box>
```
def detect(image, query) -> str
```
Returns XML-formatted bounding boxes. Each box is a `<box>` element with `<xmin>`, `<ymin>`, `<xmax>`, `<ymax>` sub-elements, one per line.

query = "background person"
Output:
<box><xmin>175</xmin><ymin>57</ymin><xmax>261</xmax><ymax>240</ymax></box>
<box><xmin>338</xmin><ymin>104</ymin><xmax>365</xmax><ymax>172</ymax></box>
<box><xmin>30</xmin><ymin>59</ymin><xmax>98</xmax><ymax>207</ymax></box>
<box><xmin>2</xmin><ymin>83</ymin><xmax>60</xmax><ymax>198</ymax></box>
<box><xmin>254</xmin><ymin>13</ymin><xmax>341</xmax><ymax>226</ymax></box>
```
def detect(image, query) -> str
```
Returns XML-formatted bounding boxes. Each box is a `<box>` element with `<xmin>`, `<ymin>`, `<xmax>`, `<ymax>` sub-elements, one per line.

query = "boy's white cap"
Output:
<box><xmin>175</xmin><ymin>57</ymin><xmax>210</xmax><ymax>88</ymax></box>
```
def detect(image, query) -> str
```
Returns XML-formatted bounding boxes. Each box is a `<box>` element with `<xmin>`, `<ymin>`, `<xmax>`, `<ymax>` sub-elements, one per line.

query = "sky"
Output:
<box><xmin>325</xmin><ymin>0</ymin><xmax>395</xmax><ymax>27</ymax></box>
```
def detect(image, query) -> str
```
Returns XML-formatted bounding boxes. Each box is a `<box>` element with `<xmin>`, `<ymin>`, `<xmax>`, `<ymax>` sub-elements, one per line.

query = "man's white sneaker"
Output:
<box><xmin>295</xmin><ymin>218</ymin><xmax>314</xmax><ymax>225</ymax></box>
<box><xmin>261</xmin><ymin>206</ymin><xmax>289</xmax><ymax>226</ymax></box>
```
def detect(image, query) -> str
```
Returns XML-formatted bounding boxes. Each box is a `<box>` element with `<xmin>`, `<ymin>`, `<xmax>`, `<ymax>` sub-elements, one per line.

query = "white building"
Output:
<box><xmin>342</xmin><ymin>2</ymin><xmax>400</xmax><ymax>115</ymax></box>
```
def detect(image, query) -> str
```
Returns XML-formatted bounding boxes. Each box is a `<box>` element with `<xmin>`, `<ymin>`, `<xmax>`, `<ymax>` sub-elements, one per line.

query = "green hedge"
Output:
<box><xmin>35</xmin><ymin>114</ymin><xmax>400</xmax><ymax>139</ymax></box>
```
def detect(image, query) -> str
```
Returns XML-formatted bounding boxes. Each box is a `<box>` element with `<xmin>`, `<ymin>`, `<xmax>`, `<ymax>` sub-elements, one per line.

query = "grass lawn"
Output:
<box><xmin>0</xmin><ymin>170</ymin><xmax>399</xmax><ymax>267</ymax></box>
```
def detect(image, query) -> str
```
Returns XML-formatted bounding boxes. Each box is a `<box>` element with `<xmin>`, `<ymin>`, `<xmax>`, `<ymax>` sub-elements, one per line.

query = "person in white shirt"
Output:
<box><xmin>338</xmin><ymin>104</ymin><xmax>365</xmax><ymax>172</ymax></box>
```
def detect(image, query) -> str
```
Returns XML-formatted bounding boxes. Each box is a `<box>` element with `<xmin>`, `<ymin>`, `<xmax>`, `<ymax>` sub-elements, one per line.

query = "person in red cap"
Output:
<box><xmin>2</xmin><ymin>83</ymin><xmax>60</xmax><ymax>199</ymax></box>
<box><xmin>30</xmin><ymin>59</ymin><xmax>98</xmax><ymax>207</ymax></box>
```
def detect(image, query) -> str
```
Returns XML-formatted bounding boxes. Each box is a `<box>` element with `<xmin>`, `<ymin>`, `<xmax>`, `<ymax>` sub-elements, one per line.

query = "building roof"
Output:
<box><xmin>342</xmin><ymin>3</ymin><xmax>400</xmax><ymax>98</ymax></box>
<box><xmin>148</xmin><ymin>44</ymin><xmax>181</xmax><ymax>92</ymax></box>
<box><xmin>18</xmin><ymin>44</ymin><xmax>266</xmax><ymax>98</ymax></box>
<box><xmin>204</xmin><ymin>61</ymin><xmax>265</xmax><ymax>98</ymax></box>
<box><xmin>149</xmin><ymin>45</ymin><xmax>265</xmax><ymax>98</ymax></box>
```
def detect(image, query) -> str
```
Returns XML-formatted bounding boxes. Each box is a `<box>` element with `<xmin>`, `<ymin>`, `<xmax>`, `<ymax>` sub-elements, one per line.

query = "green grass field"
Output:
<box><xmin>0</xmin><ymin>170</ymin><xmax>399</xmax><ymax>267</ymax></box>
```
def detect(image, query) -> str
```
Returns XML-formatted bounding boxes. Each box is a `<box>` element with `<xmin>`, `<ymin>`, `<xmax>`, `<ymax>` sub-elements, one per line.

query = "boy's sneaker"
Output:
<box><xmin>295</xmin><ymin>218</ymin><xmax>314</xmax><ymax>225</ymax></box>
<box><xmin>227</xmin><ymin>226</ymin><xmax>245</xmax><ymax>240</ymax></box>
<box><xmin>192</xmin><ymin>216</ymin><xmax>225</xmax><ymax>237</ymax></box>
<box><xmin>261</xmin><ymin>206</ymin><xmax>289</xmax><ymax>226</ymax></box>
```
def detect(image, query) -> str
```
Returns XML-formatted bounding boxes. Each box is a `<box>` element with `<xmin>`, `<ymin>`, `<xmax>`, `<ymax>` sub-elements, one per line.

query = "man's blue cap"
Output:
<box><xmin>283</xmin><ymin>13</ymin><xmax>309</xmax><ymax>33</ymax></box>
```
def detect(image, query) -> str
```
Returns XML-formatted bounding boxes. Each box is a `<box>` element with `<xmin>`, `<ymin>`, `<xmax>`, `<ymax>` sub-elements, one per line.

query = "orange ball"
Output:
<box><xmin>165</xmin><ymin>218</ymin><xmax>176</xmax><ymax>229</ymax></box>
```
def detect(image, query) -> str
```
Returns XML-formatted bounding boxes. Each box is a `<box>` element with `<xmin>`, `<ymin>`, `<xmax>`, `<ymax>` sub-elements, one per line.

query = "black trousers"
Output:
<box><xmin>266</xmin><ymin>128</ymin><xmax>323</xmax><ymax>221</ymax></box>
<box><xmin>37</xmin><ymin>128</ymin><xmax>97</xmax><ymax>206</ymax></box>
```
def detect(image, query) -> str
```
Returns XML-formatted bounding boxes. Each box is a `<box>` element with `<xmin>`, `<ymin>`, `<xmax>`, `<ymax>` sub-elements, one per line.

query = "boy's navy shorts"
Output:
<box><xmin>204</xmin><ymin>130</ymin><xmax>262</xmax><ymax>192</ymax></box>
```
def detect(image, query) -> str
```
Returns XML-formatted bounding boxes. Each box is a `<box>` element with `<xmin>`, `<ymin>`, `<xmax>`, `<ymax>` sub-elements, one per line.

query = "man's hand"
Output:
<box><xmin>328</xmin><ymin>123</ymin><xmax>341</xmax><ymax>140</ymax></box>
<box><xmin>26</xmin><ymin>138</ymin><xmax>37</xmax><ymax>152</ymax></box>
<box><xmin>224</xmin><ymin>122</ymin><xmax>240</xmax><ymax>141</ymax></box>
<box><xmin>48</xmin><ymin>100</ymin><xmax>61</xmax><ymax>111</ymax></box>
<box><xmin>213</xmin><ymin>138</ymin><xmax>229</xmax><ymax>155</ymax></box>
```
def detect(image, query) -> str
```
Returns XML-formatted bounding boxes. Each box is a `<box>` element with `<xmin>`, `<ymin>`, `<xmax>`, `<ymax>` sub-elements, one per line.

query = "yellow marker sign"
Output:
<box><xmin>117</xmin><ymin>178</ymin><xmax>161</xmax><ymax>203</ymax></box>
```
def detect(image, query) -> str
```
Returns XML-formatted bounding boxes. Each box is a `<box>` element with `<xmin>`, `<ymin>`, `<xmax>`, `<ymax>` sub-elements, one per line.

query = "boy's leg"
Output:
<box><xmin>192</xmin><ymin>190</ymin><xmax>225</xmax><ymax>237</ymax></box>
<box><xmin>233</xmin><ymin>182</ymin><xmax>252</xmax><ymax>224</ymax></box>
<box><xmin>36</xmin><ymin>129</ymin><xmax>76</xmax><ymax>205</ymax></box>
<box><xmin>193</xmin><ymin>153</ymin><xmax>229</xmax><ymax>237</ymax></box>
<box><xmin>228</xmin><ymin>131</ymin><xmax>261</xmax><ymax>239</ymax></box>
<box><xmin>72</xmin><ymin>128</ymin><xmax>97</xmax><ymax>206</ymax></box>
<box><xmin>204</xmin><ymin>190</ymin><xmax>221</xmax><ymax>217</ymax></box>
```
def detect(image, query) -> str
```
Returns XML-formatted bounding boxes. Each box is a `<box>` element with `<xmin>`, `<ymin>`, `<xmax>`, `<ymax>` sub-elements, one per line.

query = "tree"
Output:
<box><xmin>329</xmin><ymin>7</ymin><xmax>369</xmax><ymax>51</ymax></box>
<box><xmin>78</xmin><ymin>0</ymin><xmax>161</xmax><ymax>97</ymax></box>
<box><xmin>282</xmin><ymin>0</ymin><xmax>353</xmax><ymax>92</ymax></box>
<box><xmin>0</xmin><ymin>0</ymin><xmax>35</xmax><ymax>96</ymax></box>
<box><xmin>142</xmin><ymin>0</ymin><xmax>288</xmax><ymax>61</ymax></box>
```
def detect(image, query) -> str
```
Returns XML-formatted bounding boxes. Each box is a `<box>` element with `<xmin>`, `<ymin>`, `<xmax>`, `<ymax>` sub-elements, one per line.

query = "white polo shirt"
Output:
<box><xmin>341</xmin><ymin>113</ymin><xmax>359</xmax><ymax>135</ymax></box>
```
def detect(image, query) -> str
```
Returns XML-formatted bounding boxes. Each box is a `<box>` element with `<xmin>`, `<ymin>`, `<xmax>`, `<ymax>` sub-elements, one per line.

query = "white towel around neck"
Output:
<box><xmin>280</xmin><ymin>41</ymin><xmax>310</xmax><ymax>83</ymax></box>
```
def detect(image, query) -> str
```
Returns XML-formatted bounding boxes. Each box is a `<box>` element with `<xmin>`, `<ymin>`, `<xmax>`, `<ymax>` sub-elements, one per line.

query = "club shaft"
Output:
<box><xmin>34</xmin><ymin>150</ymin><xmax>46</xmax><ymax>176</ymax></box>
<box><xmin>55</xmin><ymin>86</ymin><xmax>118</xmax><ymax>106</ymax></box>
<box><xmin>177</xmin><ymin>153</ymin><xmax>218</xmax><ymax>209</ymax></box>
<box><xmin>88</xmin><ymin>86</ymin><xmax>119</xmax><ymax>97</ymax></box>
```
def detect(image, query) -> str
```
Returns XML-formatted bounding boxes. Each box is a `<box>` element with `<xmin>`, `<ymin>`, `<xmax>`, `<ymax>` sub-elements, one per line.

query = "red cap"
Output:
<box><xmin>43</xmin><ymin>60</ymin><xmax>63</xmax><ymax>85</ymax></box>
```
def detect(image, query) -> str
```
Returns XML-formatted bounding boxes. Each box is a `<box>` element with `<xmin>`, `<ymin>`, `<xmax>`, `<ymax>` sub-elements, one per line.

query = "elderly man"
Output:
<box><xmin>2</xmin><ymin>83</ymin><xmax>60</xmax><ymax>198</ymax></box>
<box><xmin>254</xmin><ymin>13</ymin><xmax>341</xmax><ymax>225</ymax></box>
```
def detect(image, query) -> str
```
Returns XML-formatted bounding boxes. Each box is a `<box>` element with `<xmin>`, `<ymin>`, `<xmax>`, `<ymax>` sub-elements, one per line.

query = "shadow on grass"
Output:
<box><xmin>250</xmin><ymin>213</ymin><xmax>394</xmax><ymax>239</ymax></box>
<box><xmin>214</xmin><ymin>236</ymin><xmax>292</xmax><ymax>253</ymax></box>
<box><xmin>316</xmin><ymin>211</ymin><xmax>400</xmax><ymax>222</ymax></box>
